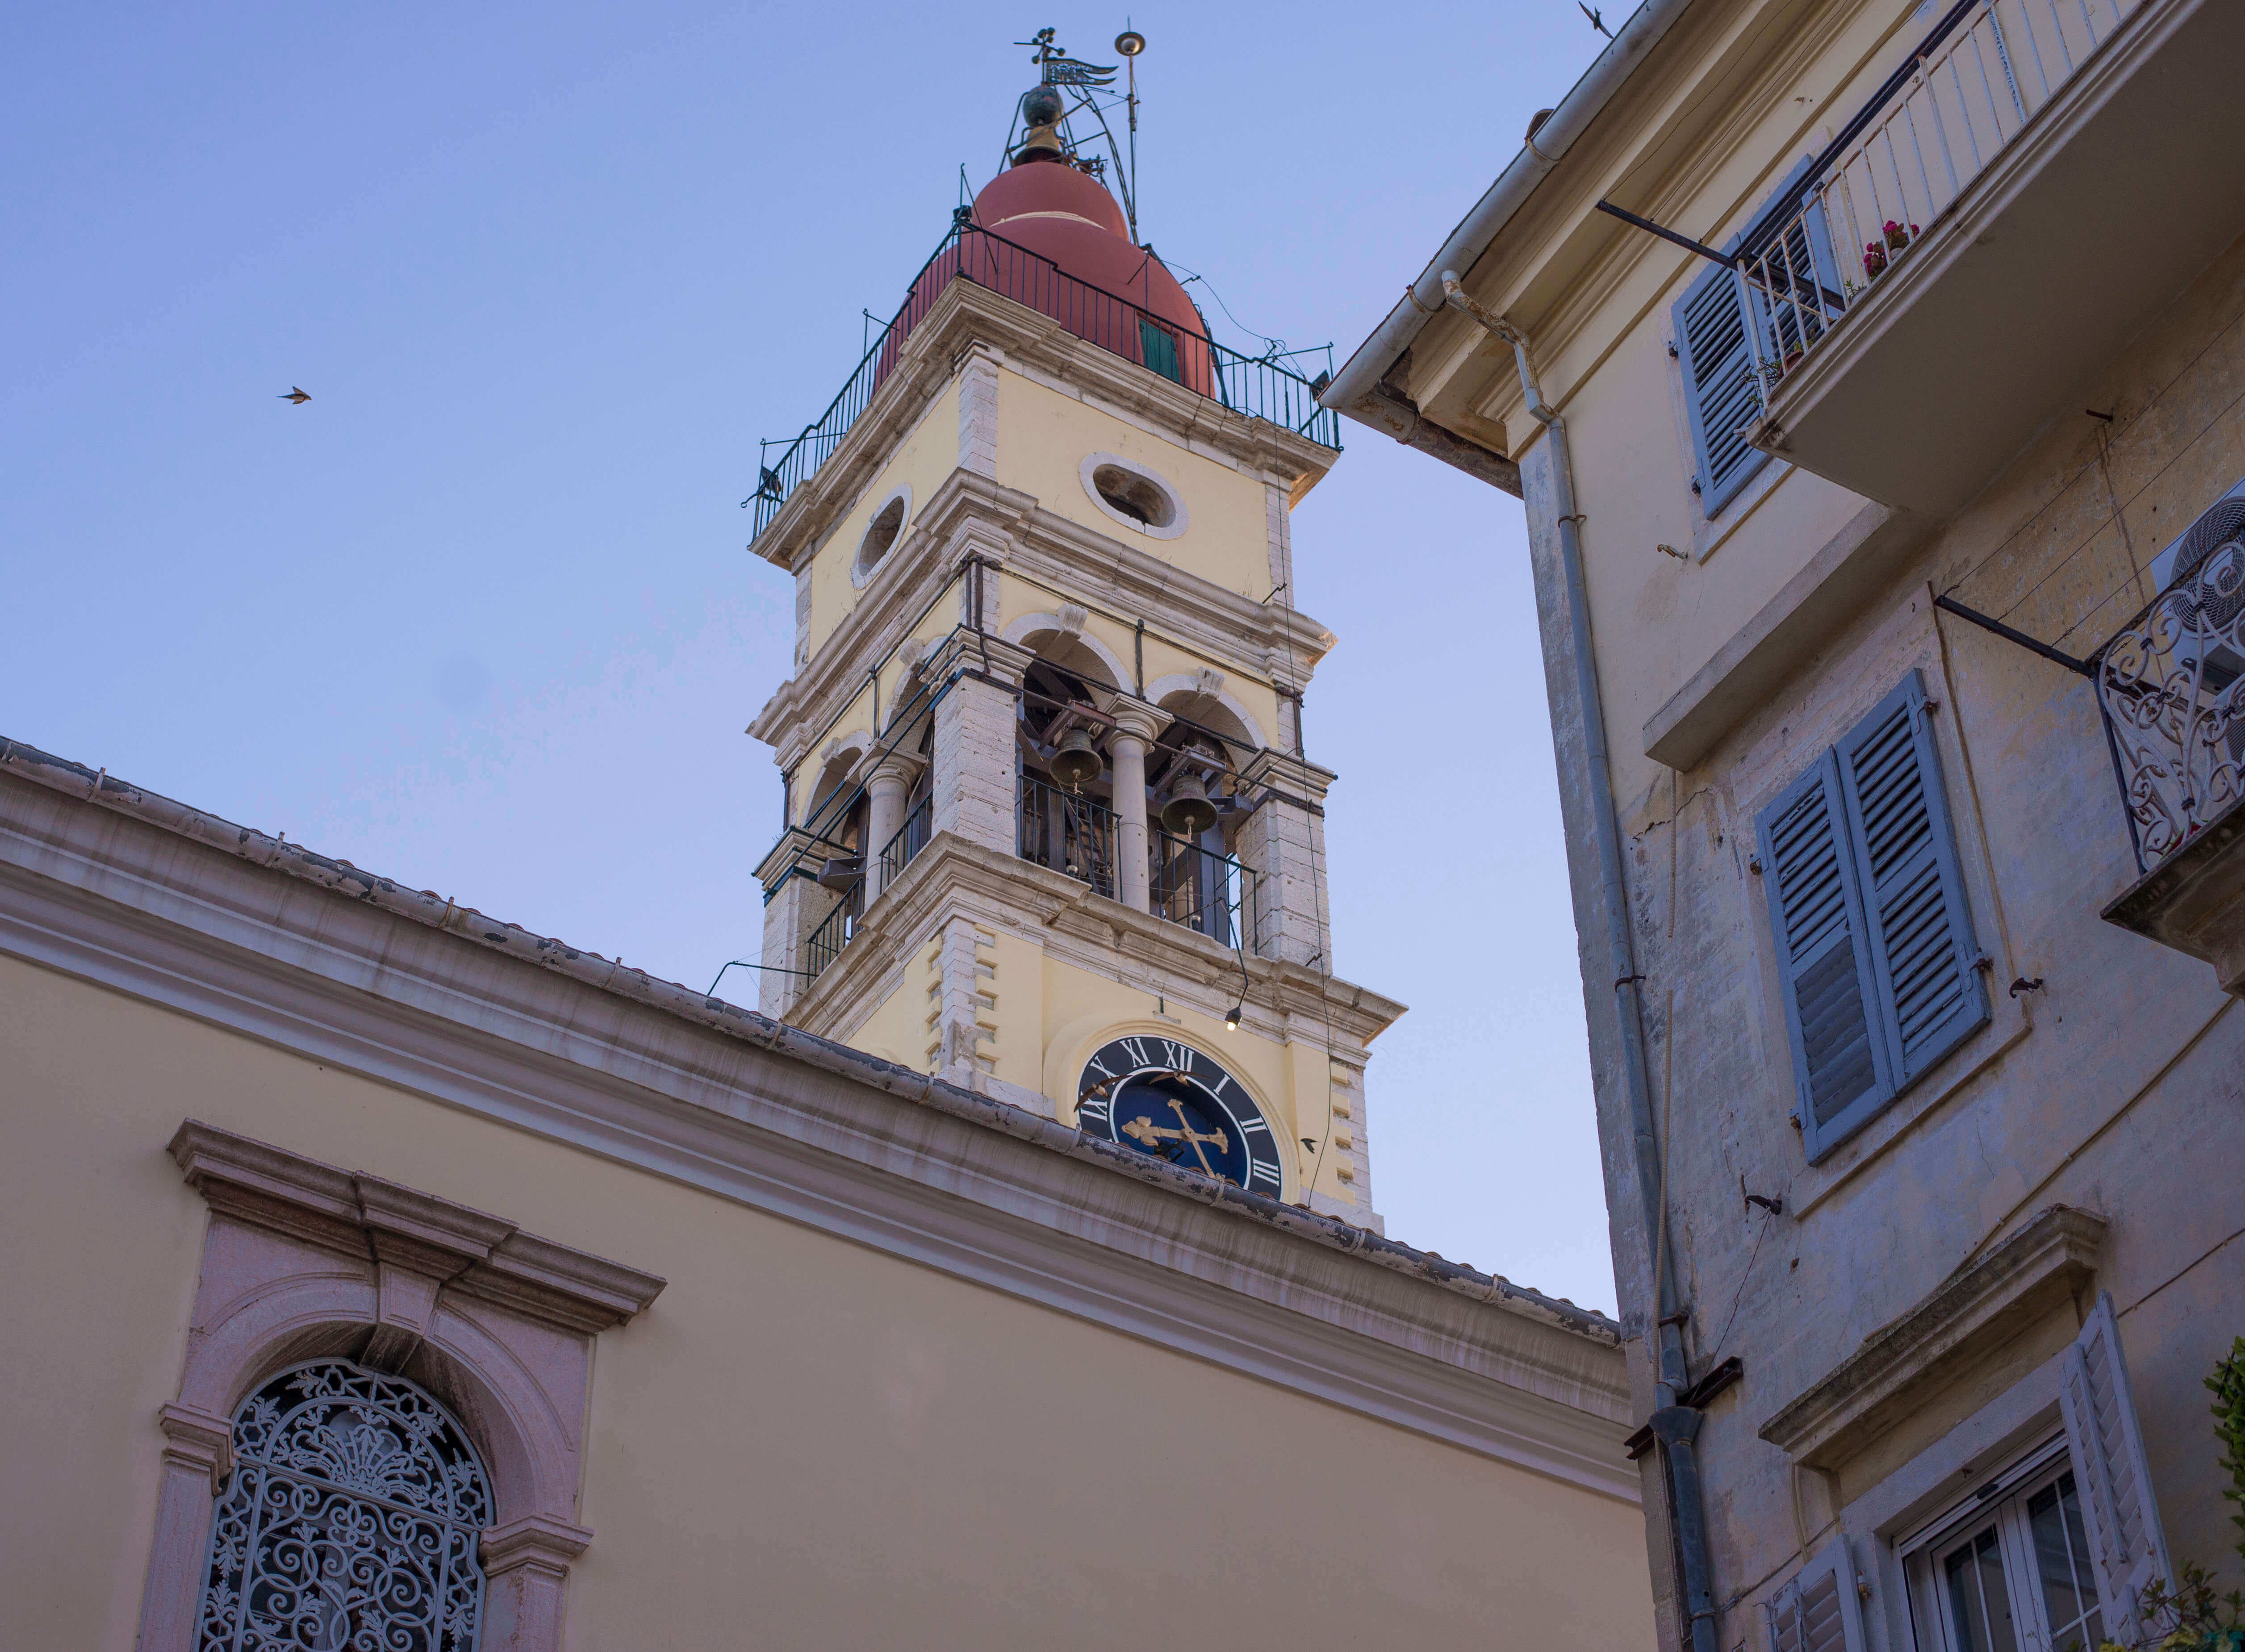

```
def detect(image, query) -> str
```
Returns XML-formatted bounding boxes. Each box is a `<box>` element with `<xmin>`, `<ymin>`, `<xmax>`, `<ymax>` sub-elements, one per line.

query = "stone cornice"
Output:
<box><xmin>1410</xmin><ymin>0</ymin><xmax>1912</xmax><ymax>439</ymax></box>
<box><xmin>793</xmin><ymin>831</ymin><xmax>1406</xmax><ymax>1049</ymax></box>
<box><xmin>1758</xmin><ymin>1205</ymin><xmax>2107</xmax><ymax>1471</ymax></box>
<box><xmin>748</xmin><ymin>468</ymin><xmax>1340</xmax><ymax>767</ymax></box>
<box><xmin>753</xmin><ymin>279</ymin><xmax>1337</xmax><ymax>573</ymax></box>
<box><xmin>0</xmin><ymin>746</ymin><xmax>1626</xmax><ymax>1498</ymax></box>
<box><xmin>169</xmin><ymin>1120</ymin><xmax>668</xmax><ymax>1335</ymax></box>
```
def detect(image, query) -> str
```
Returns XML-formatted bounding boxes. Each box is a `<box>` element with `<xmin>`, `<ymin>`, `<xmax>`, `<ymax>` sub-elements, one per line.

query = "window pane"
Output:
<box><xmin>2028</xmin><ymin>1474</ymin><xmax>2106</xmax><ymax>1652</ymax></box>
<box><xmin>1943</xmin><ymin>1527</ymin><xmax>2020</xmax><ymax>1652</ymax></box>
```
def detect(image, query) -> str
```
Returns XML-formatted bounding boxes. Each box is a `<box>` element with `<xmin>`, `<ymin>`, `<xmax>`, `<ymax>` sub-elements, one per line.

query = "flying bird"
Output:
<box><xmin>1580</xmin><ymin>1</ymin><xmax>1613</xmax><ymax>37</ymax></box>
<box><xmin>279</xmin><ymin>387</ymin><xmax>310</xmax><ymax>404</ymax></box>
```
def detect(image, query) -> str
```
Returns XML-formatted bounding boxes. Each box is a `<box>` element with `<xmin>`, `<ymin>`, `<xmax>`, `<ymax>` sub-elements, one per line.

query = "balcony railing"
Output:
<box><xmin>2096</xmin><ymin>536</ymin><xmax>2245</xmax><ymax>874</ymax></box>
<box><xmin>804</xmin><ymin>879</ymin><xmax>864</xmax><ymax>980</ymax></box>
<box><xmin>747</xmin><ymin>219</ymin><xmax>1339</xmax><ymax>544</ymax></box>
<box><xmin>879</xmin><ymin>794</ymin><xmax>932</xmax><ymax>890</ymax></box>
<box><xmin>1737</xmin><ymin>0</ymin><xmax>2147</xmax><ymax>393</ymax></box>
<box><xmin>1018</xmin><ymin>774</ymin><xmax>1119</xmax><ymax>899</ymax></box>
<box><xmin>1150</xmin><ymin>828</ymin><xmax>1255</xmax><ymax>954</ymax></box>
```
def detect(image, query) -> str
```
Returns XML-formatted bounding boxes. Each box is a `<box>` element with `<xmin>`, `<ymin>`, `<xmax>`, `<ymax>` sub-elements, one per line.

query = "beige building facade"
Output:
<box><xmin>0</xmin><ymin>74</ymin><xmax>1659</xmax><ymax>1652</ymax></box>
<box><xmin>1327</xmin><ymin>1</ymin><xmax>2245</xmax><ymax>1650</ymax></box>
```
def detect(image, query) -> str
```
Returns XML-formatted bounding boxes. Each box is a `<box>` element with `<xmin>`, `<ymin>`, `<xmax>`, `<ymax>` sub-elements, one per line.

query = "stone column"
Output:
<box><xmin>1107</xmin><ymin>703</ymin><xmax>1168</xmax><ymax>912</ymax></box>
<box><xmin>752</xmin><ymin>827</ymin><xmax>825</xmax><ymax>1017</ymax></box>
<box><xmin>134</xmin><ymin>1404</ymin><xmax>233</xmax><ymax>1651</ymax></box>
<box><xmin>1234</xmin><ymin>748</ymin><xmax>1338</xmax><ymax>968</ymax></box>
<box><xmin>481</xmin><ymin>1514</ymin><xmax>592</xmax><ymax>1652</ymax></box>
<box><xmin>928</xmin><ymin>635</ymin><xmax>1033</xmax><ymax>857</ymax></box>
<box><xmin>864</xmin><ymin>759</ymin><xmax>910</xmax><ymax>898</ymax></box>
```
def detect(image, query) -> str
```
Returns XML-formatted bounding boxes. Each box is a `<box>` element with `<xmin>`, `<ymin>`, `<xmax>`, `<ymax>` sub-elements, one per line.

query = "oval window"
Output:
<box><xmin>853</xmin><ymin>491</ymin><xmax>908</xmax><ymax>581</ymax></box>
<box><xmin>1091</xmin><ymin>465</ymin><xmax>1175</xmax><ymax>528</ymax></box>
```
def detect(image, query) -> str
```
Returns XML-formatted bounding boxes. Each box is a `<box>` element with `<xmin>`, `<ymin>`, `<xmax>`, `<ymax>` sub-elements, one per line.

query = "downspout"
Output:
<box><xmin>1320</xmin><ymin>0</ymin><xmax>1697</xmax><ymax>431</ymax></box>
<box><xmin>1441</xmin><ymin>272</ymin><xmax>1719</xmax><ymax>1652</ymax></box>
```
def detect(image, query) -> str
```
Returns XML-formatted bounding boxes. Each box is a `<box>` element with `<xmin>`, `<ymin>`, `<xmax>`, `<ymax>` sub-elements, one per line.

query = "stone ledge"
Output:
<box><xmin>1643</xmin><ymin>501</ymin><xmax>1929</xmax><ymax>771</ymax></box>
<box><xmin>1759</xmin><ymin>1205</ymin><xmax>2105</xmax><ymax>1471</ymax></box>
<box><xmin>2101</xmin><ymin>792</ymin><xmax>2245</xmax><ymax>996</ymax></box>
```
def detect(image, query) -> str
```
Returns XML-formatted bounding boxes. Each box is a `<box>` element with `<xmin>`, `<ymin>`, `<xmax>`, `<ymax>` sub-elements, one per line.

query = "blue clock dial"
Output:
<box><xmin>1075</xmin><ymin>1035</ymin><xmax>1283</xmax><ymax>1196</ymax></box>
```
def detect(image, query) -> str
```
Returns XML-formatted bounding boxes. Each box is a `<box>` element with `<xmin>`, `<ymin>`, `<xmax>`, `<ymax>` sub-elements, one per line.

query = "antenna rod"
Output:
<box><xmin>1116</xmin><ymin>26</ymin><xmax>1145</xmax><ymax>244</ymax></box>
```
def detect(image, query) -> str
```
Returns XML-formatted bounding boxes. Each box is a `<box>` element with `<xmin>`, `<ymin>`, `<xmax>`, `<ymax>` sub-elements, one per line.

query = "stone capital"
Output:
<box><xmin>1237</xmin><ymin>747</ymin><xmax>1338</xmax><ymax>810</ymax></box>
<box><xmin>158</xmin><ymin>1401</ymin><xmax>234</xmax><ymax>1487</ymax></box>
<box><xmin>1108</xmin><ymin>702</ymin><xmax>1171</xmax><ymax>744</ymax></box>
<box><xmin>481</xmin><ymin>1512</ymin><xmax>594</xmax><ymax>1578</ymax></box>
<box><xmin>925</xmin><ymin>632</ymin><xmax>1035</xmax><ymax>689</ymax></box>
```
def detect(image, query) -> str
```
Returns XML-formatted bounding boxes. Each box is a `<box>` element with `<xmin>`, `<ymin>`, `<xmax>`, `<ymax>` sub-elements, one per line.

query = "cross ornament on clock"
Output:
<box><xmin>1075</xmin><ymin>1034</ymin><xmax>1283</xmax><ymax>1195</ymax></box>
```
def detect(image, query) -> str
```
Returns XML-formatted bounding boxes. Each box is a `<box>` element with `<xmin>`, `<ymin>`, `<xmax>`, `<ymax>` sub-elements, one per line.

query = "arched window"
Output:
<box><xmin>200</xmin><ymin>1360</ymin><xmax>492</xmax><ymax>1652</ymax></box>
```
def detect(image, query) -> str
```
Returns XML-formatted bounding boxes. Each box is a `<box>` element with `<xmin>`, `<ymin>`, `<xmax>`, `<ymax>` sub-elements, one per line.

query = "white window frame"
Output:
<box><xmin>1897</xmin><ymin>1435</ymin><xmax>2107</xmax><ymax>1652</ymax></box>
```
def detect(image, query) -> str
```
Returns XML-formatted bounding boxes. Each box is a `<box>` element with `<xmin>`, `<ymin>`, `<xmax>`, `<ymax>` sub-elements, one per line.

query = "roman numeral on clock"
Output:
<box><xmin>1249</xmin><ymin>1161</ymin><xmax>1281</xmax><ymax>1188</ymax></box>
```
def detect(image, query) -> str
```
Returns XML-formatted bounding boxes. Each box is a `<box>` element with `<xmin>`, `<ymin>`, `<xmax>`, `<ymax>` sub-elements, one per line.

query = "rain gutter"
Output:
<box><xmin>1318</xmin><ymin>0</ymin><xmax>1698</xmax><ymax>480</ymax></box>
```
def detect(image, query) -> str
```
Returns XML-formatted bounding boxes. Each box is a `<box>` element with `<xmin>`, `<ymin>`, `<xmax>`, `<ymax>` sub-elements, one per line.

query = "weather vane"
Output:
<box><xmin>1005</xmin><ymin>25</ymin><xmax>1147</xmax><ymax>242</ymax></box>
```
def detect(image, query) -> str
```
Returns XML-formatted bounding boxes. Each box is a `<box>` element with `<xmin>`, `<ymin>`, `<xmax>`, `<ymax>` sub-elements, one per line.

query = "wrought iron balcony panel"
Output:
<box><xmin>748</xmin><ymin>222</ymin><xmax>1339</xmax><ymax>546</ymax></box>
<box><xmin>2097</xmin><ymin>544</ymin><xmax>2245</xmax><ymax>874</ymax></box>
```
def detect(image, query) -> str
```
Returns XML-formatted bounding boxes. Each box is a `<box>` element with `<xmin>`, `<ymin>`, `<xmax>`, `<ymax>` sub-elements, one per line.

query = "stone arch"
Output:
<box><xmin>804</xmin><ymin>729</ymin><xmax>873</xmax><ymax>826</ymax></box>
<box><xmin>1002</xmin><ymin>611</ymin><xmax>1130</xmax><ymax>690</ymax></box>
<box><xmin>139</xmin><ymin>1121</ymin><xmax>662</xmax><ymax>1652</ymax></box>
<box><xmin>1142</xmin><ymin>672</ymin><xmax>1267</xmax><ymax>751</ymax></box>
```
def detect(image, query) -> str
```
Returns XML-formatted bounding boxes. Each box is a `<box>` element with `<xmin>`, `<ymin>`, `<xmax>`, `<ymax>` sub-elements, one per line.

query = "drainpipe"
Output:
<box><xmin>1441</xmin><ymin>271</ymin><xmax>1720</xmax><ymax>1652</ymax></box>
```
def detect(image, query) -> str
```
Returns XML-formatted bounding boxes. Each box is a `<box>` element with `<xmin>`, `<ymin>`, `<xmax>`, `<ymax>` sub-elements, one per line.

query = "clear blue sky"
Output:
<box><xmin>4</xmin><ymin>2</ymin><xmax>1622</xmax><ymax>1312</ymax></box>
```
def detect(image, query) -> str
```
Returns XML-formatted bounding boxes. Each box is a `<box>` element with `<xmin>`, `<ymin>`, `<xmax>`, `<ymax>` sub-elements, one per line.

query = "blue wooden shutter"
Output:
<box><xmin>1757</xmin><ymin>751</ymin><xmax>1891</xmax><ymax>1156</ymax></box>
<box><xmin>1673</xmin><ymin>262</ymin><xmax>1764</xmax><ymax>515</ymax></box>
<box><xmin>1835</xmin><ymin>671</ymin><xmax>1988</xmax><ymax>1089</ymax></box>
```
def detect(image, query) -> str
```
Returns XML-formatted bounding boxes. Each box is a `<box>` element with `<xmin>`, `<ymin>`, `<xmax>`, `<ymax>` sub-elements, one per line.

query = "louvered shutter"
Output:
<box><xmin>2059</xmin><ymin>1292</ymin><xmax>2174</xmax><ymax>1646</ymax></box>
<box><xmin>1768</xmin><ymin>1537</ymin><xmax>1868</xmax><ymax>1652</ymax></box>
<box><xmin>1835</xmin><ymin>672</ymin><xmax>1988</xmax><ymax>1088</ymax></box>
<box><xmin>1758</xmin><ymin>752</ymin><xmax>1891</xmax><ymax>1158</ymax></box>
<box><xmin>1675</xmin><ymin>261</ymin><xmax>1765</xmax><ymax>515</ymax></box>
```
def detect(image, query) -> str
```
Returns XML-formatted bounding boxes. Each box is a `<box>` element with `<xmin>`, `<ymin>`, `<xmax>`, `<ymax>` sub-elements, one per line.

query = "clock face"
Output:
<box><xmin>1075</xmin><ymin>1034</ymin><xmax>1283</xmax><ymax>1196</ymax></box>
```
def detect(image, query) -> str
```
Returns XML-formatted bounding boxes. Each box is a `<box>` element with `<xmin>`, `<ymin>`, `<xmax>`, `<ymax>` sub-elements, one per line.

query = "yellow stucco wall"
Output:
<box><xmin>804</xmin><ymin>380</ymin><xmax>961</xmax><ymax>659</ymax></box>
<box><xmin>994</xmin><ymin>368</ymin><xmax>1274</xmax><ymax>602</ymax></box>
<box><xmin>0</xmin><ymin>949</ymin><xmax>1648</xmax><ymax>1651</ymax></box>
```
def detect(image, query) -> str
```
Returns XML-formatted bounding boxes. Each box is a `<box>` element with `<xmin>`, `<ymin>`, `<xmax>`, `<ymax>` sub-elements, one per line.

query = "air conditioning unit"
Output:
<box><xmin>2150</xmin><ymin>473</ymin><xmax>2245</xmax><ymax>592</ymax></box>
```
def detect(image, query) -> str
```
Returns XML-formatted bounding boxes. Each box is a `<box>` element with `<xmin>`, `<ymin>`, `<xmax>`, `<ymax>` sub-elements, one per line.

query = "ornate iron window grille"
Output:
<box><xmin>198</xmin><ymin>1359</ymin><xmax>491</xmax><ymax>1652</ymax></box>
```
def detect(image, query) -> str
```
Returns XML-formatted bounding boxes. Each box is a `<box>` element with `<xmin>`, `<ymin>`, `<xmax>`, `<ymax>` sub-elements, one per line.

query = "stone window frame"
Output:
<box><xmin>1080</xmin><ymin>452</ymin><xmax>1190</xmax><ymax>540</ymax></box>
<box><xmin>136</xmin><ymin>1121</ymin><xmax>664</xmax><ymax>1652</ymax></box>
<box><xmin>850</xmin><ymin>484</ymin><xmax>913</xmax><ymax>588</ymax></box>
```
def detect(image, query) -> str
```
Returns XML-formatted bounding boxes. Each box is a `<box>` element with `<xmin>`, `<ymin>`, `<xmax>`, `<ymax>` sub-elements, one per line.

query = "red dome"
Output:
<box><xmin>881</xmin><ymin>158</ymin><xmax>1215</xmax><ymax>397</ymax></box>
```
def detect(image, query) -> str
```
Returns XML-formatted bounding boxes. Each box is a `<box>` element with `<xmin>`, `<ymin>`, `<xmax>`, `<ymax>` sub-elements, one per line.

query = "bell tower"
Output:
<box><xmin>744</xmin><ymin>46</ymin><xmax>1398</xmax><ymax>1228</ymax></box>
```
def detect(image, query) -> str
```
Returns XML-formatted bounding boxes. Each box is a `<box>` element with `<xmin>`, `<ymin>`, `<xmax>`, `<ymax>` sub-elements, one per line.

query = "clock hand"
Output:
<box><xmin>1168</xmin><ymin>1099</ymin><xmax>1221</xmax><ymax>1177</ymax></box>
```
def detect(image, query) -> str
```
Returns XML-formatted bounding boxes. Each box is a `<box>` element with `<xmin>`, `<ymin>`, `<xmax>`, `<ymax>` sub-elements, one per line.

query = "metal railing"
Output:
<box><xmin>748</xmin><ymin>218</ymin><xmax>1339</xmax><ymax>542</ymax></box>
<box><xmin>804</xmin><ymin>879</ymin><xmax>864</xmax><ymax>980</ymax></box>
<box><xmin>1018</xmin><ymin>774</ymin><xmax>1119</xmax><ymax>899</ymax></box>
<box><xmin>1736</xmin><ymin>0</ymin><xmax>2147</xmax><ymax>393</ymax></box>
<box><xmin>2096</xmin><ymin>539</ymin><xmax>2245</xmax><ymax>873</ymax></box>
<box><xmin>878</xmin><ymin>795</ymin><xmax>933</xmax><ymax>890</ymax></box>
<box><xmin>1150</xmin><ymin>828</ymin><xmax>1255</xmax><ymax>954</ymax></box>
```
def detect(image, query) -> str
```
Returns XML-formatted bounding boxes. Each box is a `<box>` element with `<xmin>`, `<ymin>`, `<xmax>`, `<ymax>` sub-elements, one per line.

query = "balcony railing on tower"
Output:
<box><xmin>1731</xmin><ymin>0</ymin><xmax>2147</xmax><ymax>395</ymax></box>
<box><xmin>1150</xmin><ymin>828</ymin><xmax>1254</xmax><ymax>954</ymax></box>
<box><xmin>879</xmin><ymin>794</ymin><xmax>933</xmax><ymax>889</ymax></box>
<box><xmin>1018</xmin><ymin>774</ymin><xmax>1119</xmax><ymax>900</ymax></box>
<box><xmin>747</xmin><ymin>219</ymin><xmax>1339</xmax><ymax>544</ymax></box>
<box><xmin>804</xmin><ymin>876</ymin><xmax>865</xmax><ymax>981</ymax></box>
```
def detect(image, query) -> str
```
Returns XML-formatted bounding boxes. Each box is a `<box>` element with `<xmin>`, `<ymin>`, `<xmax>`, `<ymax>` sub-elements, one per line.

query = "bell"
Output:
<box><xmin>1049</xmin><ymin>727</ymin><xmax>1103</xmax><ymax>791</ymax></box>
<box><xmin>1160</xmin><ymin>772</ymin><xmax>1219</xmax><ymax>837</ymax></box>
<box><xmin>1013</xmin><ymin>122</ymin><xmax>1065</xmax><ymax>166</ymax></box>
<box><xmin>815</xmin><ymin>855</ymin><xmax>864</xmax><ymax>891</ymax></box>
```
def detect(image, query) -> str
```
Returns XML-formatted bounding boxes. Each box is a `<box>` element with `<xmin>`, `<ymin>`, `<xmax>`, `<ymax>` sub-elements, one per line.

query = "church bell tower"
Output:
<box><xmin>745</xmin><ymin>41</ymin><xmax>1398</xmax><ymax>1228</ymax></box>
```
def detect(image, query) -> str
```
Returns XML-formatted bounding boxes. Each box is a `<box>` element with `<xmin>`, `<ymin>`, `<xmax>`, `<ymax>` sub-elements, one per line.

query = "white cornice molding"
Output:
<box><xmin>788</xmin><ymin>831</ymin><xmax>1405</xmax><ymax>1049</ymax></box>
<box><xmin>755</xmin><ymin>280</ymin><xmax>1337</xmax><ymax>574</ymax></box>
<box><xmin>750</xmin><ymin>468</ymin><xmax>1340</xmax><ymax>765</ymax></box>
<box><xmin>0</xmin><ymin>752</ymin><xmax>1632</xmax><ymax>1500</ymax></box>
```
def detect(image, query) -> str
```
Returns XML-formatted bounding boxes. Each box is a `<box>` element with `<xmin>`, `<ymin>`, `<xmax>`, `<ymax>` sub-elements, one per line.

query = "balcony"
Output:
<box><xmin>2098</xmin><ymin>517</ymin><xmax>2245</xmax><ymax>994</ymax></box>
<box><xmin>745</xmin><ymin>219</ymin><xmax>1339</xmax><ymax>547</ymax></box>
<box><xmin>1737</xmin><ymin>0</ymin><xmax>2244</xmax><ymax>517</ymax></box>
